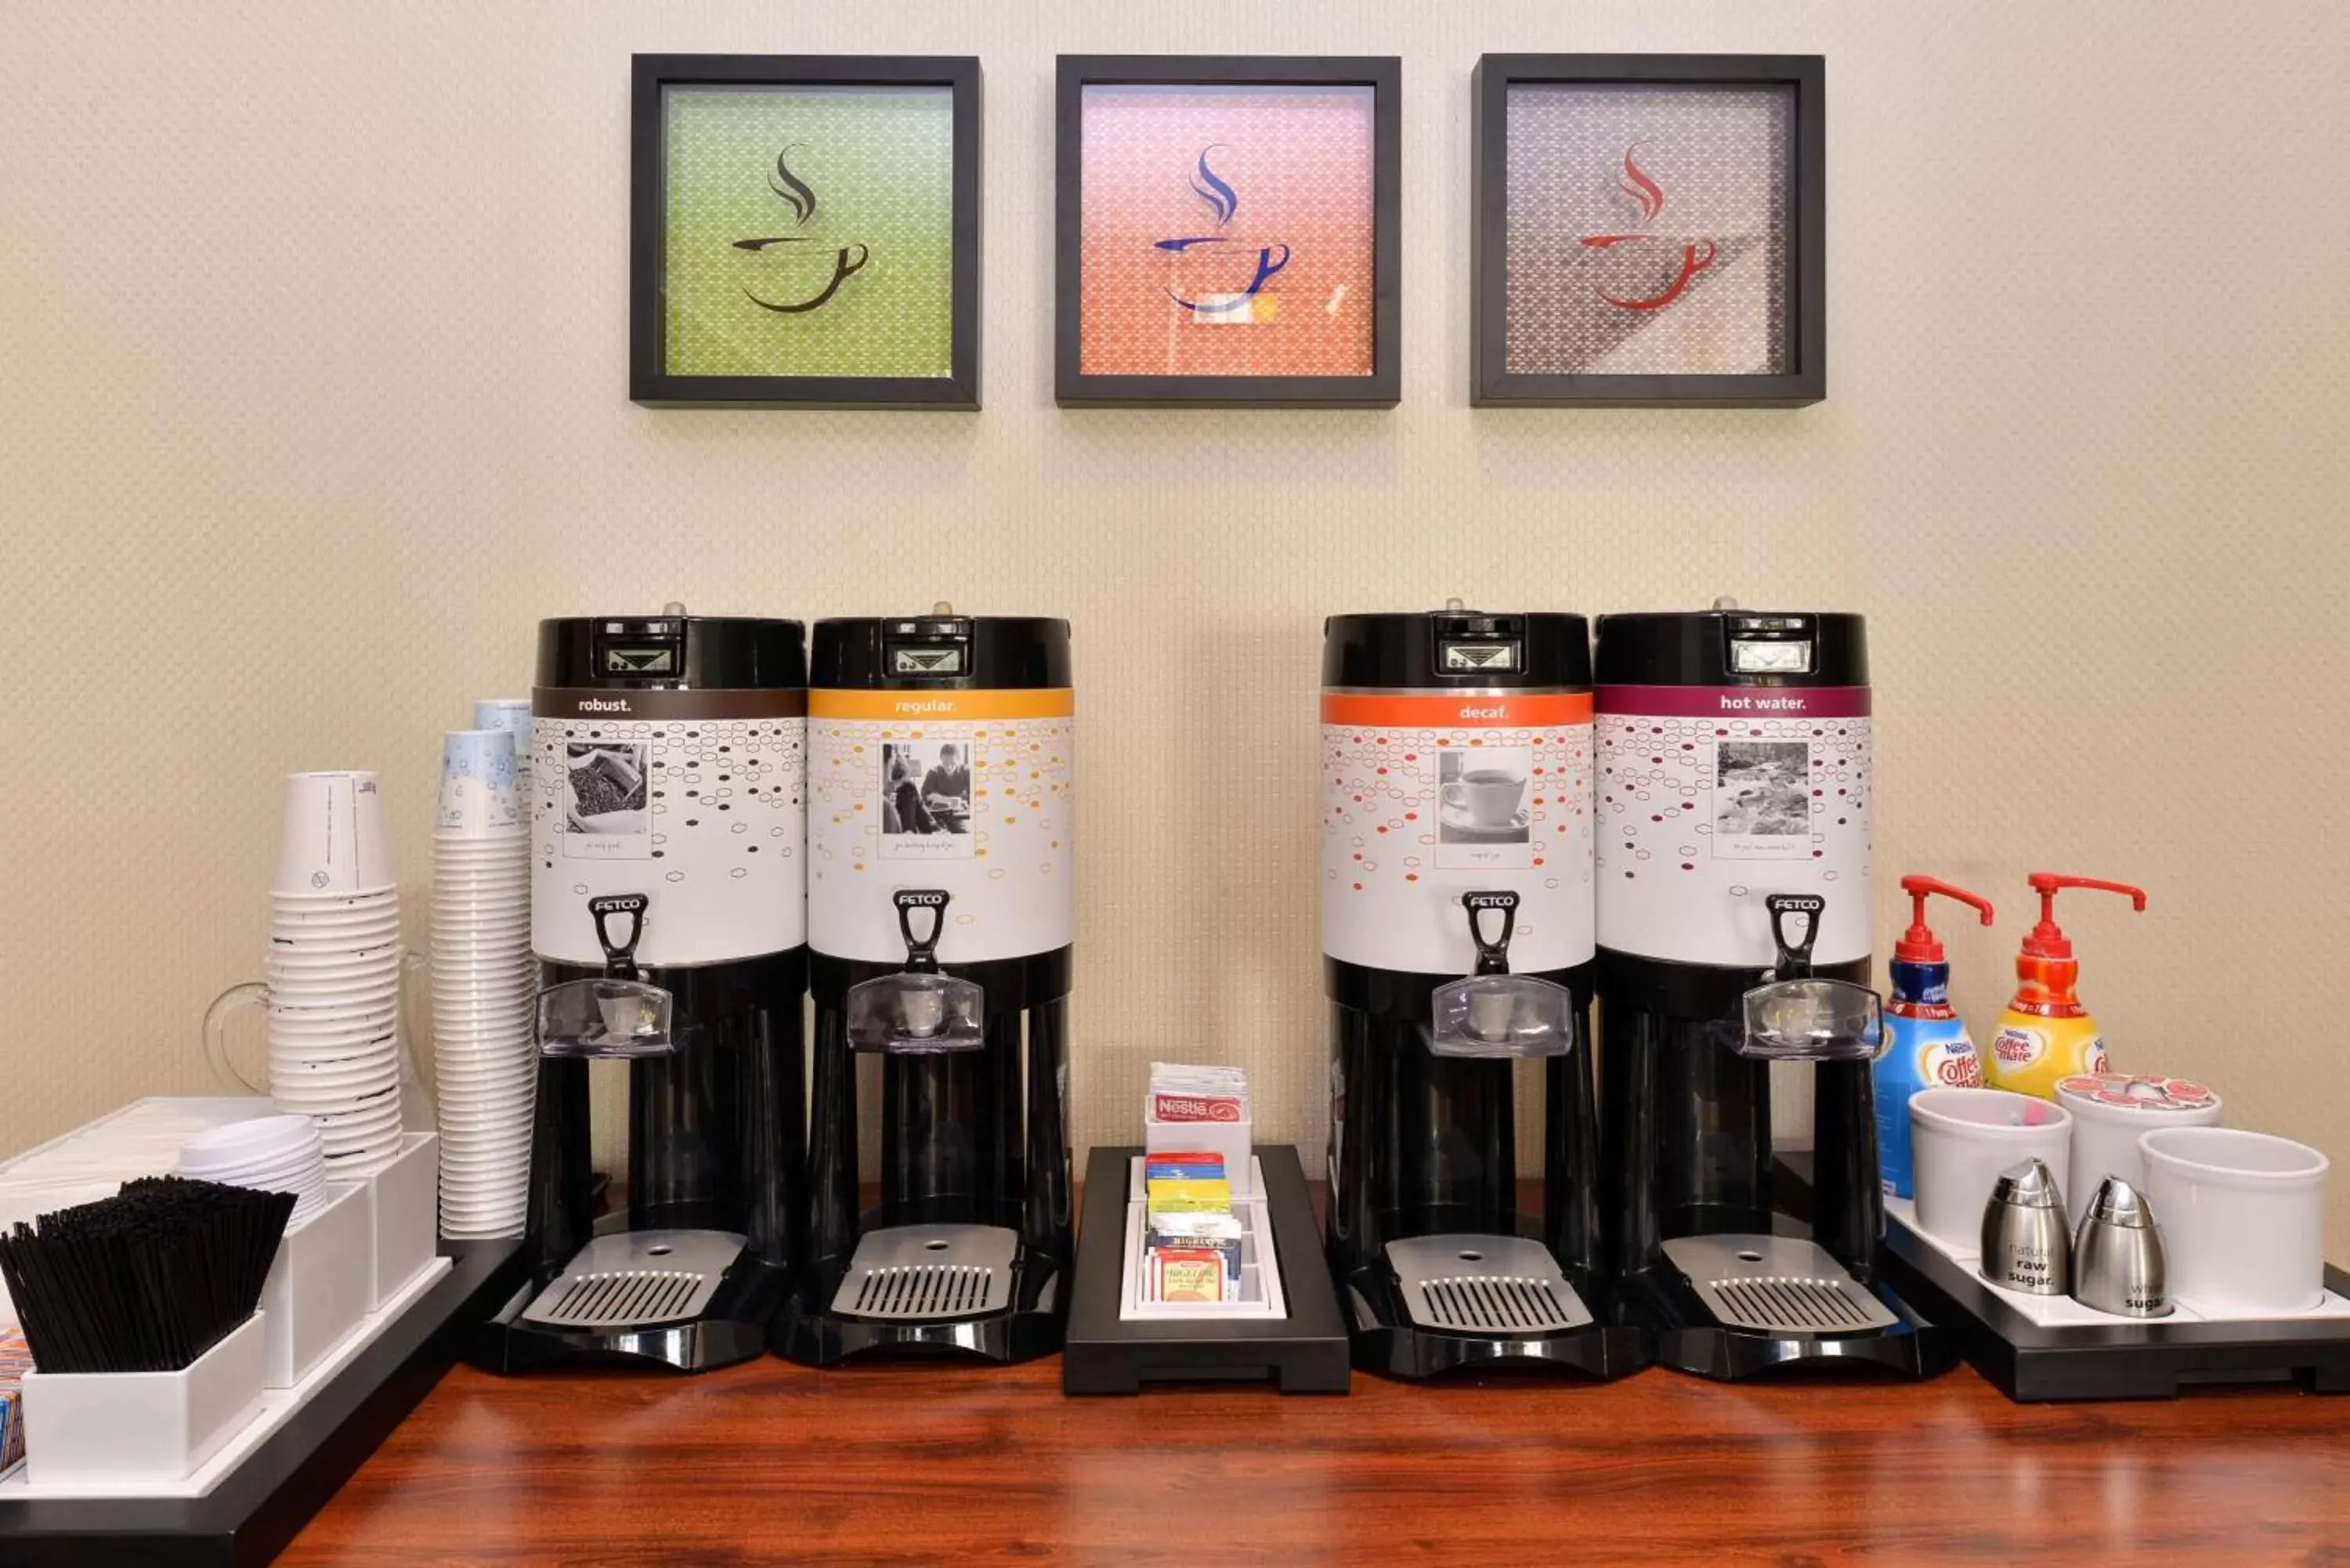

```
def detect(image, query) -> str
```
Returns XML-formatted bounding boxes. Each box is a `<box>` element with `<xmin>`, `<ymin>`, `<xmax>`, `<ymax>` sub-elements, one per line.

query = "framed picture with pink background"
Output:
<box><xmin>1056</xmin><ymin>56</ymin><xmax>1401</xmax><ymax>407</ymax></box>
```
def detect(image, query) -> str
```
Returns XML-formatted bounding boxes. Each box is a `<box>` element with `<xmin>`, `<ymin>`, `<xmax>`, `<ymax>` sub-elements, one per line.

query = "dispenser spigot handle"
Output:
<box><xmin>589</xmin><ymin>894</ymin><xmax>649</xmax><ymax>982</ymax></box>
<box><xmin>894</xmin><ymin>889</ymin><xmax>950</xmax><ymax>974</ymax></box>
<box><xmin>1463</xmin><ymin>892</ymin><xmax>1519</xmax><ymax>976</ymax></box>
<box><xmin>1765</xmin><ymin>893</ymin><xmax>1824</xmax><ymax>980</ymax></box>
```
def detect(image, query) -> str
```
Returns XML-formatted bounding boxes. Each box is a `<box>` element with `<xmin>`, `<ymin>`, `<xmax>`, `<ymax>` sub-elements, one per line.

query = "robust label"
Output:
<box><xmin>1594</xmin><ymin>686</ymin><xmax>1872</xmax><ymax>969</ymax></box>
<box><xmin>530</xmin><ymin>688</ymin><xmax>806</xmax><ymax>966</ymax></box>
<box><xmin>808</xmin><ymin>688</ymin><xmax>1074</xmax><ymax>964</ymax></box>
<box><xmin>1320</xmin><ymin>691</ymin><xmax>1595</xmax><ymax>976</ymax></box>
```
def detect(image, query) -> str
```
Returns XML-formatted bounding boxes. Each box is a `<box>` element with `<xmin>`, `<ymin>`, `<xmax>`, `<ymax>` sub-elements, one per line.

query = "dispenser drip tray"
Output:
<box><xmin>520</xmin><ymin>1230</ymin><xmax>744</xmax><ymax>1330</ymax></box>
<box><xmin>1662</xmin><ymin>1234</ymin><xmax>1898</xmax><ymax>1335</ymax></box>
<box><xmin>1386</xmin><ymin>1234</ymin><xmax>1594</xmax><ymax>1335</ymax></box>
<box><xmin>831</xmin><ymin>1223</ymin><xmax>1018</xmax><ymax>1321</ymax></box>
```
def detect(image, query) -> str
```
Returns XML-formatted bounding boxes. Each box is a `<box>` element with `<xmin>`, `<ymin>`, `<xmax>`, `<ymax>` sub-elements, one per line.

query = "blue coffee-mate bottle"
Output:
<box><xmin>1875</xmin><ymin>876</ymin><xmax>1995</xmax><ymax>1198</ymax></box>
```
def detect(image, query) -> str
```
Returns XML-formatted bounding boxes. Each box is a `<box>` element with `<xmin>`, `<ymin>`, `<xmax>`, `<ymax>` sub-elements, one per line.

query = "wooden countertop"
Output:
<box><xmin>284</xmin><ymin>1353</ymin><xmax>2350</xmax><ymax>1563</ymax></box>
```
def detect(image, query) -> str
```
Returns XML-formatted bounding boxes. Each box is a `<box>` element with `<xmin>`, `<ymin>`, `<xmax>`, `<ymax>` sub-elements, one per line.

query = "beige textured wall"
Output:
<box><xmin>5</xmin><ymin>2</ymin><xmax>2347</xmax><ymax>1248</ymax></box>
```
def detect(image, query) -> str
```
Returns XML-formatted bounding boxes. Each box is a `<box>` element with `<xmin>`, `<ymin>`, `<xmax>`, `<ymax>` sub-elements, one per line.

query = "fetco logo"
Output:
<box><xmin>576</xmin><ymin>698</ymin><xmax>631</xmax><ymax>713</ymax></box>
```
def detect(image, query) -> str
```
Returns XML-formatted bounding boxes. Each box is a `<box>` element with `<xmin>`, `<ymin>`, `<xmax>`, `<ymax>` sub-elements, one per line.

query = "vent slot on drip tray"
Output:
<box><xmin>1661</xmin><ymin>1234</ymin><xmax>1899</xmax><ymax>1335</ymax></box>
<box><xmin>1386</xmin><ymin>1234</ymin><xmax>1593</xmax><ymax>1335</ymax></box>
<box><xmin>831</xmin><ymin>1224</ymin><xmax>1018</xmax><ymax>1321</ymax></box>
<box><xmin>520</xmin><ymin>1230</ymin><xmax>743</xmax><ymax>1330</ymax></box>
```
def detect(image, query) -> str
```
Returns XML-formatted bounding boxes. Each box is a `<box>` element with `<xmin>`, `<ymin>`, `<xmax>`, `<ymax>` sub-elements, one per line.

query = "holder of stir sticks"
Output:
<box><xmin>17</xmin><ymin>1315</ymin><xmax>268</xmax><ymax>1485</ymax></box>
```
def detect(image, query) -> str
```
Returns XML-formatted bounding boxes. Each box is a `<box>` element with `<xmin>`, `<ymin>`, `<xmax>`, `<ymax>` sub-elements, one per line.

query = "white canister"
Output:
<box><xmin>2054</xmin><ymin>1073</ymin><xmax>2222</xmax><ymax>1230</ymax></box>
<box><xmin>1909</xmin><ymin>1087</ymin><xmax>2073</xmax><ymax>1254</ymax></box>
<box><xmin>2139</xmin><ymin>1127</ymin><xmax>2328</xmax><ymax>1315</ymax></box>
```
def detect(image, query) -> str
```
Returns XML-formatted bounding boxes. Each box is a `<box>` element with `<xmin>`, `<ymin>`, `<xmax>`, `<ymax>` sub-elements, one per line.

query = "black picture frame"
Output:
<box><xmin>1471</xmin><ymin>53</ymin><xmax>1824</xmax><ymax>408</ymax></box>
<box><xmin>1054</xmin><ymin>55</ymin><xmax>1401</xmax><ymax>409</ymax></box>
<box><xmin>630</xmin><ymin>54</ymin><xmax>982</xmax><ymax>410</ymax></box>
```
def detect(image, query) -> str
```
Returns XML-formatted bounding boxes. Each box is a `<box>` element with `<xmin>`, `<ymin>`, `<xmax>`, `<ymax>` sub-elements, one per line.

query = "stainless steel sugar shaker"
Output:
<box><xmin>1980</xmin><ymin>1157</ymin><xmax>2071</xmax><ymax>1295</ymax></box>
<box><xmin>2071</xmin><ymin>1176</ymin><xmax>2169</xmax><ymax>1317</ymax></box>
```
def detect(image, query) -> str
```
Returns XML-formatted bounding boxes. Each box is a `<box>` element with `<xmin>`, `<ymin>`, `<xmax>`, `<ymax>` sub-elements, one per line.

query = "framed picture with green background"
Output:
<box><xmin>631</xmin><ymin>55</ymin><xmax>981</xmax><ymax>408</ymax></box>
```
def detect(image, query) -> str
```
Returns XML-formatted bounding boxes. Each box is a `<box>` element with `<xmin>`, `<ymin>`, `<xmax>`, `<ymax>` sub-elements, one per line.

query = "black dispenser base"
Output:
<box><xmin>1621</xmin><ymin>1241</ymin><xmax>1955</xmax><ymax>1383</ymax></box>
<box><xmin>467</xmin><ymin>1252</ymin><xmax>791</xmax><ymax>1375</ymax></box>
<box><xmin>1343</xmin><ymin>1290</ymin><xmax>1650</xmax><ymax>1383</ymax></box>
<box><xmin>1340</xmin><ymin>1249</ymin><xmax>1649</xmax><ymax>1383</ymax></box>
<box><xmin>1064</xmin><ymin>1145</ymin><xmax>1350</xmax><ymax>1394</ymax></box>
<box><xmin>771</xmin><ymin>1253</ymin><xmax>1067</xmax><ymax>1367</ymax></box>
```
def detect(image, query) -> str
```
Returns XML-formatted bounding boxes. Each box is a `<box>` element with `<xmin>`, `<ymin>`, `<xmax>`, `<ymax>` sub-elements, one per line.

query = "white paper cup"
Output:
<box><xmin>277</xmin><ymin>771</ymin><xmax>392</xmax><ymax>894</ymax></box>
<box><xmin>1910</xmin><ymin>1088</ymin><xmax>2073</xmax><ymax>1252</ymax></box>
<box><xmin>439</xmin><ymin>729</ymin><xmax>522</xmax><ymax>835</ymax></box>
<box><xmin>2139</xmin><ymin>1127</ymin><xmax>2328</xmax><ymax>1314</ymax></box>
<box><xmin>2055</xmin><ymin>1075</ymin><xmax>2225</xmax><ymax>1229</ymax></box>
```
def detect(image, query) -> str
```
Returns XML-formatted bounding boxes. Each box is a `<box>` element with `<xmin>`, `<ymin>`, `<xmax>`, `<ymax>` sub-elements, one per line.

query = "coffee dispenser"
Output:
<box><xmin>474</xmin><ymin>609</ymin><xmax>808</xmax><ymax>1374</ymax></box>
<box><xmin>772</xmin><ymin>609</ymin><xmax>1074</xmax><ymax>1365</ymax></box>
<box><xmin>1321</xmin><ymin>606</ymin><xmax>1645</xmax><ymax>1380</ymax></box>
<box><xmin>1594</xmin><ymin>603</ymin><xmax>1947</xmax><ymax>1379</ymax></box>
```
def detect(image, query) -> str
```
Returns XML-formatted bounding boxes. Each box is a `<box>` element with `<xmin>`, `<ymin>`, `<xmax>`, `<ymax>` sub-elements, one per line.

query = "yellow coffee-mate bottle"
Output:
<box><xmin>1984</xmin><ymin>873</ymin><xmax>2147</xmax><ymax>1100</ymax></box>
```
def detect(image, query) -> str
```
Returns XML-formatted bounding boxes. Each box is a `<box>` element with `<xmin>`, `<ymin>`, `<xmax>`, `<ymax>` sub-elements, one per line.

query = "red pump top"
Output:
<box><xmin>2022</xmin><ymin>873</ymin><xmax>2147</xmax><ymax>959</ymax></box>
<box><xmin>1895</xmin><ymin>876</ymin><xmax>1994</xmax><ymax>963</ymax></box>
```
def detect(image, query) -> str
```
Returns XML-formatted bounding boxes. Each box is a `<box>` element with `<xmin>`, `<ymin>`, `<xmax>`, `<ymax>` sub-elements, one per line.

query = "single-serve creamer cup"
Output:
<box><xmin>439</xmin><ymin>729</ymin><xmax>520</xmax><ymax>834</ymax></box>
<box><xmin>277</xmin><ymin>771</ymin><xmax>393</xmax><ymax>893</ymax></box>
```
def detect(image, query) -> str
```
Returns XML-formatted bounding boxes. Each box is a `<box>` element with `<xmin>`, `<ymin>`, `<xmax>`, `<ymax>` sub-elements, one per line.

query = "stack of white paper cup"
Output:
<box><xmin>266</xmin><ymin>771</ymin><xmax>408</xmax><ymax>1180</ymax></box>
<box><xmin>431</xmin><ymin>728</ymin><xmax>535</xmax><ymax>1238</ymax></box>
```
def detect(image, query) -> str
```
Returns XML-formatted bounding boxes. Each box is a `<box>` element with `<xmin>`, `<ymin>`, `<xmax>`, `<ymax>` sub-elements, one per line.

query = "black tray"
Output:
<box><xmin>0</xmin><ymin>1240</ymin><xmax>525</xmax><ymax>1566</ymax></box>
<box><xmin>1064</xmin><ymin>1145</ymin><xmax>1350</xmax><ymax>1394</ymax></box>
<box><xmin>1777</xmin><ymin>1153</ymin><xmax>2350</xmax><ymax>1402</ymax></box>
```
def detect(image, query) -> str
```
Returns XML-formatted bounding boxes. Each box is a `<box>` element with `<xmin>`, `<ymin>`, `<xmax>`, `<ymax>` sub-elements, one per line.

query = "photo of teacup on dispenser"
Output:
<box><xmin>1437</xmin><ymin>757</ymin><xmax>1531</xmax><ymax>843</ymax></box>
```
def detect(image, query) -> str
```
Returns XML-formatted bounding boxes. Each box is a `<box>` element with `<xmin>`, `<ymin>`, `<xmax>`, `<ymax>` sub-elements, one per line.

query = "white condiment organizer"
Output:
<box><xmin>17</xmin><ymin>1313</ymin><xmax>268</xmax><ymax>1487</ymax></box>
<box><xmin>366</xmin><ymin>1131</ymin><xmax>438</xmax><ymax>1308</ymax></box>
<box><xmin>1889</xmin><ymin>1196</ymin><xmax>2350</xmax><ymax>1328</ymax></box>
<box><xmin>1118</xmin><ymin>1155</ymin><xmax>1286</xmax><ymax>1321</ymax></box>
<box><xmin>258</xmin><ymin>1182</ymin><xmax>371</xmax><ymax>1389</ymax></box>
<box><xmin>0</xmin><ymin>1100</ymin><xmax>452</xmax><ymax>1498</ymax></box>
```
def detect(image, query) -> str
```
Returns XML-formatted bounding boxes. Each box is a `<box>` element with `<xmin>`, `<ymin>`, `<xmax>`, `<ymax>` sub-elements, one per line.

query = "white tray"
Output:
<box><xmin>0</xmin><ymin>1253</ymin><xmax>448</xmax><ymax>1501</ymax></box>
<box><xmin>0</xmin><ymin>1100</ymin><xmax>451</xmax><ymax>1498</ymax></box>
<box><xmin>1889</xmin><ymin>1196</ymin><xmax>2350</xmax><ymax>1328</ymax></box>
<box><xmin>1119</xmin><ymin>1156</ymin><xmax>1287</xmax><ymax>1322</ymax></box>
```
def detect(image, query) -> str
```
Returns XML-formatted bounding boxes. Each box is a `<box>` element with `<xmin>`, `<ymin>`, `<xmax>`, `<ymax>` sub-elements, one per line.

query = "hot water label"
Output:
<box><xmin>1320</xmin><ymin>690</ymin><xmax>1595</xmax><ymax>977</ymax></box>
<box><xmin>1594</xmin><ymin>685</ymin><xmax>1872</xmax><ymax>970</ymax></box>
<box><xmin>530</xmin><ymin>687</ymin><xmax>807</xmax><ymax>967</ymax></box>
<box><xmin>807</xmin><ymin>688</ymin><xmax>1075</xmax><ymax>965</ymax></box>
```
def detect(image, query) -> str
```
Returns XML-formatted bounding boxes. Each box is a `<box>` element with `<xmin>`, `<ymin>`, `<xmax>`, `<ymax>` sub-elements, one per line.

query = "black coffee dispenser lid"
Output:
<box><xmin>814</xmin><ymin>609</ymin><xmax>1071</xmax><ymax>690</ymax></box>
<box><xmin>1594</xmin><ymin>603</ymin><xmax>1867</xmax><ymax>688</ymax></box>
<box><xmin>537</xmin><ymin>609</ymin><xmax>806</xmax><ymax>690</ymax></box>
<box><xmin>1322</xmin><ymin>604</ymin><xmax>1591</xmax><ymax>691</ymax></box>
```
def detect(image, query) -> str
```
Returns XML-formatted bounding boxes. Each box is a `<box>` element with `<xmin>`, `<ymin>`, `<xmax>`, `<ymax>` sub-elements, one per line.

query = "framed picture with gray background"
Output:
<box><xmin>1471</xmin><ymin>54</ymin><xmax>1824</xmax><ymax>407</ymax></box>
<box><xmin>631</xmin><ymin>54</ymin><xmax>982</xmax><ymax>408</ymax></box>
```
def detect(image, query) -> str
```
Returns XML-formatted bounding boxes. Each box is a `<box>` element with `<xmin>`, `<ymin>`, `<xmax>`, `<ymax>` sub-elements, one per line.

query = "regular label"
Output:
<box><xmin>808</xmin><ymin>689</ymin><xmax>1074</xmax><ymax>965</ymax></box>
